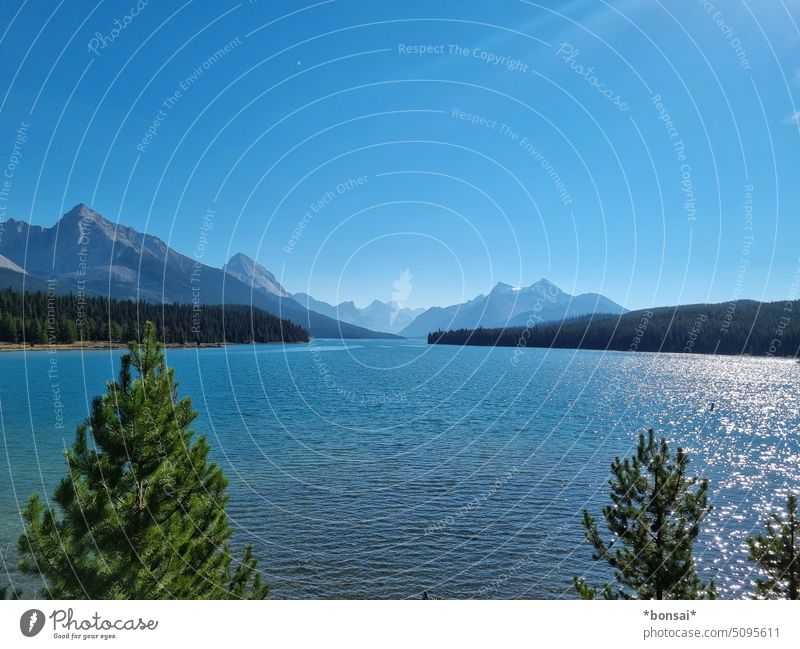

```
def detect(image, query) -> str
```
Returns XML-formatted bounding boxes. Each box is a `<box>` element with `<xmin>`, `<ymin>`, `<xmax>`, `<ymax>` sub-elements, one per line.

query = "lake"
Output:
<box><xmin>1</xmin><ymin>339</ymin><xmax>798</xmax><ymax>598</ymax></box>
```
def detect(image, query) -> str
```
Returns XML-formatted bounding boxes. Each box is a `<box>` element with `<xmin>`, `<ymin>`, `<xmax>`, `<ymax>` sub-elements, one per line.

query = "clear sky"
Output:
<box><xmin>0</xmin><ymin>0</ymin><xmax>798</xmax><ymax>310</ymax></box>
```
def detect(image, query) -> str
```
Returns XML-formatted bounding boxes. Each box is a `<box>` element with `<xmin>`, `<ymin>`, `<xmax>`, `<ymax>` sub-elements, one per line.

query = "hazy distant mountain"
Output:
<box><xmin>399</xmin><ymin>279</ymin><xmax>627</xmax><ymax>338</ymax></box>
<box><xmin>0</xmin><ymin>204</ymin><xmax>398</xmax><ymax>339</ymax></box>
<box><xmin>293</xmin><ymin>293</ymin><xmax>425</xmax><ymax>334</ymax></box>
<box><xmin>224</xmin><ymin>252</ymin><xmax>291</xmax><ymax>298</ymax></box>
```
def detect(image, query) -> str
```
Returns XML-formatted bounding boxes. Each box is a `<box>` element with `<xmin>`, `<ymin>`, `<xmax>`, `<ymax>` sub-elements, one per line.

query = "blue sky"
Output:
<box><xmin>0</xmin><ymin>0</ymin><xmax>798</xmax><ymax>310</ymax></box>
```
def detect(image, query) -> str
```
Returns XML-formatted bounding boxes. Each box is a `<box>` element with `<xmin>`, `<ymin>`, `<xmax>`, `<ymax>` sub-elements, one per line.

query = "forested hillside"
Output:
<box><xmin>428</xmin><ymin>300</ymin><xmax>799</xmax><ymax>357</ymax></box>
<box><xmin>0</xmin><ymin>289</ymin><xmax>309</xmax><ymax>345</ymax></box>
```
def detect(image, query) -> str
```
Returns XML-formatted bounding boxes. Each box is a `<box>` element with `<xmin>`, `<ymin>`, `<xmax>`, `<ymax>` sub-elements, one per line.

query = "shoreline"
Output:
<box><xmin>427</xmin><ymin>340</ymin><xmax>799</xmax><ymax>360</ymax></box>
<box><xmin>0</xmin><ymin>340</ymin><xmax>309</xmax><ymax>352</ymax></box>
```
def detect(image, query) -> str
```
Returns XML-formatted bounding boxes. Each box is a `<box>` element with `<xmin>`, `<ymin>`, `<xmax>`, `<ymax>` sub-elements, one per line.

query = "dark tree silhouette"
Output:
<box><xmin>428</xmin><ymin>300</ymin><xmax>800</xmax><ymax>357</ymax></box>
<box><xmin>0</xmin><ymin>288</ymin><xmax>308</xmax><ymax>344</ymax></box>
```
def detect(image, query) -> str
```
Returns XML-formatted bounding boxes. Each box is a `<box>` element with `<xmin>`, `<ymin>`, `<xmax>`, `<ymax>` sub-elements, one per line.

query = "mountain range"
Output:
<box><xmin>398</xmin><ymin>279</ymin><xmax>627</xmax><ymax>337</ymax></box>
<box><xmin>0</xmin><ymin>204</ymin><xmax>628</xmax><ymax>339</ymax></box>
<box><xmin>0</xmin><ymin>204</ymin><xmax>396</xmax><ymax>339</ymax></box>
<box><xmin>293</xmin><ymin>293</ymin><xmax>425</xmax><ymax>335</ymax></box>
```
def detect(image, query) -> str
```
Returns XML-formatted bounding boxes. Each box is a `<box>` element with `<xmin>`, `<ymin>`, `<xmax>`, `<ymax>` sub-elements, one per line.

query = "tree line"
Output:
<box><xmin>0</xmin><ymin>288</ymin><xmax>309</xmax><ymax>345</ymax></box>
<box><xmin>428</xmin><ymin>299</ymin><xmax>800</xmax><ymax>357</ymax></box>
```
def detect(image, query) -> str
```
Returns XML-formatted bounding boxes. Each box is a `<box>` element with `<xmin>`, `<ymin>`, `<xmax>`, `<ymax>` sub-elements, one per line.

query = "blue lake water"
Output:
<box><xmin>1</xmin><ymin>339</ymin><xmax>798</xmax><ymax>598</ymax></box>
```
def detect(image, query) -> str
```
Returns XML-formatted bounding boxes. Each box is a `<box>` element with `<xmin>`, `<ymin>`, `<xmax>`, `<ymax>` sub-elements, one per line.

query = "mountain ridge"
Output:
<box><xmin>224</xmin><ymin>252</ymin><xmax>291</xmax><ymax>298</ymax></box>
<box><xmin>0</xmin><ymin>204</ymin><xmax>399</xmax><ymax>340</ymax></box>
<box><xmin>0</xmin><ymin>204</ymin><xmax>627</xmax><ymax>340</ymax></box>
<box><xmin>399</xmin><ymin>279</ymin><xmax>627</xmax><ymax>338</ymax></box>
<box><xmin>292</xmin><ymin>292</ymin><xmax>425</xmax><ymax>334</ymax></box>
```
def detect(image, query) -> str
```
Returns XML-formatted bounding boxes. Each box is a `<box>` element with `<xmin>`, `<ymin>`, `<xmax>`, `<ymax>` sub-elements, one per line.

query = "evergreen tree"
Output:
<box><xmin>0</xmin><ymin>288</ymin><xmax>308</xmax><ymax>344</ymax></box>
<box><xmin>1</xmin><ymin>547</ymin><xmax>16</xmax><ymax>599</ymax></box>
<box><xmin>574</xmin><ymin>429</ymin><xmax>715</xmax><ymax>599</ymax></box>
<box><xmin>0</xmin><ymin>313</ymin><xmax>14</xmax><ymax>341</ymax></box>
<box><xmin>29</xmin><ymin>319</ymin><xmax>42</xmax><ymax>345</ymax></box>
<box><xmin>747</xmin><ymin>494</ymin><xmax>799</xmax><ymax>599</ymax></box>
<box><xmin>18</xmin><ymin>322</ymin><xmax>269</xmax><ymax>599</ymax></box>
<box><xmin>57</xmin><ymin>319</ymin><xmax>77</xmax><ymax>343</ymax></box>
<box><xmin>428</xmin><ymin>299</ymin><xmax>800</xmax><ymax>357</ymax></box>
<box><xmin>9</xmin><ymin>317</ymin><xmax>19</xmax><ymax>342</ymax></box>
<box><xmin>37</xmin><ymin>320</ymin><xmax>49</xmax><ymax>344</ymax></box>
<box><xmin>0</xmin><ymin>581</ymin><xmax>18</xmax><ymax>599</ymax></box>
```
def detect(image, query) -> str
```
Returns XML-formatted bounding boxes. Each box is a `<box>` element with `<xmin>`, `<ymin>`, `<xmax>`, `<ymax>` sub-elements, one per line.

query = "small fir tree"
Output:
<box><xmin>747</xmin><ymin>494</ymin><xmax>799</xmax><ymax>599</ymax></box>
<box><xmin>18</xmin><ymin>322</ymin><xmax>268</xmax><ymax>599</ymax></box>
<box><xmin>574</xmin><ymin>429</ymin><xmax>715</xmax><ymax>599</ymax></box>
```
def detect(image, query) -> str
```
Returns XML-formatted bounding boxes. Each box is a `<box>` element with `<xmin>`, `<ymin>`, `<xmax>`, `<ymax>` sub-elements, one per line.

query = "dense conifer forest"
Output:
<box><xmin>428</xmin><ymin>300</ymin><xmax>800</xmax><ymax>357</ymax></box>
<box><xmin>0</xmin><ymin>288</ymin><xmax>309</xmax><ymax>345</ymax></box>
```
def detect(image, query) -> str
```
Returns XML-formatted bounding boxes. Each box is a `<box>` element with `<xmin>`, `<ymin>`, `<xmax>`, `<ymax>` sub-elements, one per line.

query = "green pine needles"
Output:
<box><xmin>574</xmin><ymin>429</ymin><xmax>716</xmax><ymax>600</ymax></box>
<box><xmin>18</xmin><ymin>322</ymin><xmax>268</xmax><ymax>599</ymax></box>
<box><xmin>748</xmin><ymin>494</ymin><xmax>799</xmax><ymax>599</ymax></box>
